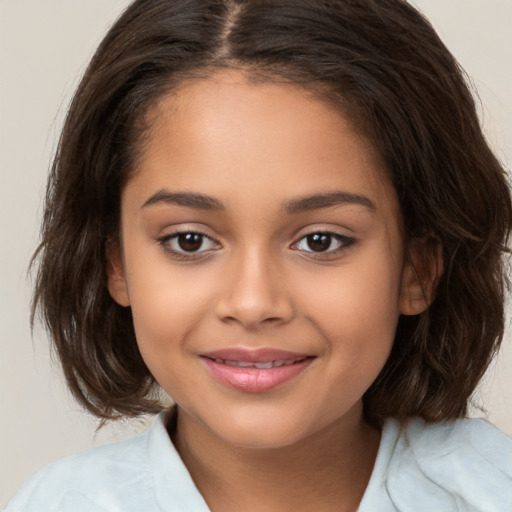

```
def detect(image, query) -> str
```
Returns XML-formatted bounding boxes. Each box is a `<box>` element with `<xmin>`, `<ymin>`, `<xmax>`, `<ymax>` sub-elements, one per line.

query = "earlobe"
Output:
<box><xmin>399</xmin><ymin>237</ymin><xmax>443</xmax><ymax>316</ymax></box>
<box><xmin>106</xmin><ymin>239</ymin><xmax>131</xmax><ymax>307</ymax></box>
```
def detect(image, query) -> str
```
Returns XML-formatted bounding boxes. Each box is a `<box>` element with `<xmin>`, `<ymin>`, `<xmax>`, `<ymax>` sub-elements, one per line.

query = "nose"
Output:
<box><xmin>214</xmin><ymin>247</ymin><xmax>295</xmax><ymax>329</ymax></box>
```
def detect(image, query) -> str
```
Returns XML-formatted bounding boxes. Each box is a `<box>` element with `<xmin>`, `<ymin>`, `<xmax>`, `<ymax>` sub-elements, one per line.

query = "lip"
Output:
<box><xmin>200</xmin><ymin>348</ymin><xmax>315</xmax><ymax>393</ymax></box>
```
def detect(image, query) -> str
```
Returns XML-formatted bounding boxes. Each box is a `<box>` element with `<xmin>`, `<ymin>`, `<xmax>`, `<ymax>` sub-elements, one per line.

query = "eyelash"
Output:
<box><xmin>291</xmin><ymin>232</ymin><xmax>356</xmax><ymax>259</ymax></box>
<box><xmin>157</xmin><ymin>230</ymin><xmax>219</xmax><ymax>261</ymax></box>
<box><xmin>157</xmin><ymin>230</ymin><xmax>356</xmax><ymax>261</ymax></box>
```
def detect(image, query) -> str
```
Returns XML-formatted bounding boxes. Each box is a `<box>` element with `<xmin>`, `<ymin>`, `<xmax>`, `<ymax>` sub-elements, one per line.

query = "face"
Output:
<box><xmin>109</xmin><ymin>70</ymin><xmax>425</xmax><ymax>449</ymax></box>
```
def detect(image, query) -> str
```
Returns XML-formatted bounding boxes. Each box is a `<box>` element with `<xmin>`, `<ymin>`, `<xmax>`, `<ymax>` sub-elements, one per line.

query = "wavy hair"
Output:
<box><xmin>32</xmin><ymin>0</ymin><xmax>512</xmax><ymax>426</ymax></box>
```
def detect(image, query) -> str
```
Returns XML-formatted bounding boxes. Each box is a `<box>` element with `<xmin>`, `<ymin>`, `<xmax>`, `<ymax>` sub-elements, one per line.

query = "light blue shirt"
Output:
<box><xmin>5</xmin><ymin>411</ymin><xmax>512</xmax><ymax>511</ymax></box>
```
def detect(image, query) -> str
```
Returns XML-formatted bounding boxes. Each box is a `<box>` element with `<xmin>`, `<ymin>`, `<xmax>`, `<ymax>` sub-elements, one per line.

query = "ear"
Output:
<box><xmin>399</xmin><ymin>237</ymin><xmax>443</xmax><ymax>316</ymax></box>
<box><xmin>106</xmin><ymin>239</ymin><xmax>131</xmax><ymax>307</ymax></box>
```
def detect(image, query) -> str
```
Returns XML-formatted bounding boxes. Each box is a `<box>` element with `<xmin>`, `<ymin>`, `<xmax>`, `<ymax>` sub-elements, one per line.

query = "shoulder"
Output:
<box><xmin>362</xmin><ymin>417</ymin><xmax>512</xmax><ymax>512</ymax></box>
<box><xmin>398</xmin><ymin>416</ymin><xmax>512</xmax><ymax>469</ymax></box>
<box><xmin>4</xmin><ymin>419</ymin><xmax>157</xmax><ymax>512</ymax></box>
<box><xmin>5</xmin><ymin>410</ymin><xmax>209</xmax><ymax>512</ymax></box>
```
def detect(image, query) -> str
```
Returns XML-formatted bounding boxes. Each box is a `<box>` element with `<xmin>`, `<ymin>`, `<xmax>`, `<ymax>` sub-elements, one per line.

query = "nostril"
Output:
<box><xmin>262</xmin><ymin>316</ymin><xmax>283</xmax><ymax>324</ymax></box>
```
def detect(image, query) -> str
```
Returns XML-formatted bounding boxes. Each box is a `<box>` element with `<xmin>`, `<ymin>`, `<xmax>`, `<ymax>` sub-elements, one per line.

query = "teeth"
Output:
<box><xmin>211</xmin><ymin>357</ymin><xmax>308</xmax><ymax>368</ymax></box>
<box><xmin>254</xmin><ymin>362</ymin><xmax>274</xmax><ymax>369</ymax></box>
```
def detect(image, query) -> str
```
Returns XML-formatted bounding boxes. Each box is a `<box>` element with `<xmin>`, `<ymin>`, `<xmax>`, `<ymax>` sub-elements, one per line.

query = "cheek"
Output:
<box><xmin>126</xmin><ymin>258</ymin><xmax>213</xmax><ymax>368</ymax></box>
<box><xmin>296</xmin><ymin>247</ymin><xmax>402</xmax><ymax>368</ymax></box>
<box><xmin>129</xmin><ymin>281</ymin><xmax>211</xmax><ymax>401</ymax></box>
<box><xmin>300</xmin><ymin>251</ymin><xmax>401</xmax><ymax>327</ymax></box>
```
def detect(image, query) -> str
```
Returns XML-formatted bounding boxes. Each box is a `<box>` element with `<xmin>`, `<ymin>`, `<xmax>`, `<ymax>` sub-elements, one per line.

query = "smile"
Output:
<box><xmin>209</xmin><ymin>357</ymin><xmax>308</xmax><ymax>369</ymax></box>
<box><xmin>200</xmin><ymin>349</ymin><xmax>315</xmax><ymax>392</ymax></box>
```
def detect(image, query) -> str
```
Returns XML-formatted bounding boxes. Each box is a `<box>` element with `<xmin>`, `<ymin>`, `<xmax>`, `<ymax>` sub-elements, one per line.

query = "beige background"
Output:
<box><xmin>1</xmin><ymin>0</ymin><xmax>511</xmax><ymax>506</ymax></box>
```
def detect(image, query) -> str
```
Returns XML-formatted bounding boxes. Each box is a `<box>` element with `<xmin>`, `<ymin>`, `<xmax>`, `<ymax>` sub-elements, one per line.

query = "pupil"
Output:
<box><xmin>307</xmin><ymin>233</ymin><xmax>331</xmax><ymax>252</ymax></box>
<box><xmin>178</xmin><ymin>233</ymin><xmax>203</xmax><ymax>252</ymax></box>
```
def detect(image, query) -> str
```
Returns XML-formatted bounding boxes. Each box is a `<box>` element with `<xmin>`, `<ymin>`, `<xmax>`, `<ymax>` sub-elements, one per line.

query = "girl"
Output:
<box><xmin>5</xmin><ymin>0</ymin><xmax>512</xmax><ymax>510</ymax></box>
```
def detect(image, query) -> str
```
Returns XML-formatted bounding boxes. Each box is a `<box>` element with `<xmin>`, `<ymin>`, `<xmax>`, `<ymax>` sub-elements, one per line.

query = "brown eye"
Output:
<box><xmin>306</xmin><ymin>233</ymin><xmax>331</xmax><ymax>252</ymax></box>
<box><xmin>177</xmin><ymin>233</ymin><xmax>204</xmax><ymax>252</ymax></box>
<box><xmin>159</xmin><ymin>231</ymin><xmax>219</xmax><ymax>257</ymax></box>
<box><xmin>293</xmin><ymin>231</ymin><xmax>356</xmax><ymax>257</ymax></box>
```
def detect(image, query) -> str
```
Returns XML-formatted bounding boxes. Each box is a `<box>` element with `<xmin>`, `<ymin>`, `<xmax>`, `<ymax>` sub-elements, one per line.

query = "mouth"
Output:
<box><xmin>205</xmin><ymin>356</ymin><xmax>309</xmax><ymax>369</ymax></box>
<box><xmin>199</xmin><ymin>348</ymin><xmax>315</xmax><ymax>392</ymax></box>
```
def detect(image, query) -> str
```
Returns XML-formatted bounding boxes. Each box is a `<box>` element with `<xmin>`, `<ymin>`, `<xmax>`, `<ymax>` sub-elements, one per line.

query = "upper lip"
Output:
<box><xmin>200</xmin><ymin>348</ymin><xmax>313</xmax><ymax>363</ymax></box>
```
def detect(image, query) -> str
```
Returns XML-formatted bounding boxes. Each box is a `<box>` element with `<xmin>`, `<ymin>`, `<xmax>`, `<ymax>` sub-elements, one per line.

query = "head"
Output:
<box><xmin>33</xmin><ymin>0</ymin><xmax>511</xmax><ymax>430</ymax></box>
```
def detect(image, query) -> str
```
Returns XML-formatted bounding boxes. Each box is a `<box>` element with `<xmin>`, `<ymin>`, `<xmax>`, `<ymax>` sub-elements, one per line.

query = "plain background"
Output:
<box><xmin>1</xmin><ymin>0</ymin><xmax>511</xmax><ymax>506</ymax></box>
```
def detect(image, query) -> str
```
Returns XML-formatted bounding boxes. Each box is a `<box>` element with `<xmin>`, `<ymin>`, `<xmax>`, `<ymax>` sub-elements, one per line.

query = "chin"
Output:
<box><xmin>203</xmin><ymin>405</ymin><xmax>318</xmax><ymax>450</ymax></box>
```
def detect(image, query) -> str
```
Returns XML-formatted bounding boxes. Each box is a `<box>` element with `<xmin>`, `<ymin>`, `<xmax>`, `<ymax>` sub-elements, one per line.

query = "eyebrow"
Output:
<box><xmin>142</xmin><ymin>190</ymin><xmax>225</xmax><ymax>211</ymax></box>
<box><xmin>141</xmin><ymin>189</ymin><xmax>375</xmax><ymax>213</ymax></box>
<box><xmin>284</xmin><ymin>191</ymin><xmax>376</xmax><ymax>214</ymax></box>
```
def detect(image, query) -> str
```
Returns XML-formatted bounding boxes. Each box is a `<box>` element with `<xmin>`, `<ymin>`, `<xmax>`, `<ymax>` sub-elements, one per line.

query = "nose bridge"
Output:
<box><xmin>215</xmin><ymin>242</ymin><xmax>294</xmax><ymax>328</ymax></box>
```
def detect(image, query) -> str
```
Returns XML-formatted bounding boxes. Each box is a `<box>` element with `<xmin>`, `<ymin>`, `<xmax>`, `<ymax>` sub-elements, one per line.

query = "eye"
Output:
<box><xmin>292</xmin><ymin>232</ymin><xmax>355</xmax><ymax>256</ymax></box>
<box><xmin>158</xmin><ymin>231</ymin><xmax>220</xmax><ymax>258</ymax></box>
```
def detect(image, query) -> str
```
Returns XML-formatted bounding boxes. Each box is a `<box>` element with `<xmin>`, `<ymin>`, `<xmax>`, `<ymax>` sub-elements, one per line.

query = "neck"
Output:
<box><xmin>171</xmin><ymin>403</ymin><xmax>381</xmax><ymax>512</ymax></box>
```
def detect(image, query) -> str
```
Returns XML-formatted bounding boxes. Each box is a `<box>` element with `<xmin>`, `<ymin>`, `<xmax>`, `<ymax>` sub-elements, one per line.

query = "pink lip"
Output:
<box><xmin>200</xmin><ymin>348</ymin><xmax>315</xmax><ymax>393</ymax></box>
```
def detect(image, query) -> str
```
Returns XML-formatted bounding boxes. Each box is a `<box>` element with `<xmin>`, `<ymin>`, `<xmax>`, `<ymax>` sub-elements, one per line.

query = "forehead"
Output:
<box><xmin>130</xmin><ymin>70</ymin><xmax>398</xmax><ymax>217</ymax></box>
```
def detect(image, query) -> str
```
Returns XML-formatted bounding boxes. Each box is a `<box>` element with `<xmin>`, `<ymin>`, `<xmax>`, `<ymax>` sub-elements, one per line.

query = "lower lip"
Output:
<box><xmin>201</xmin><ymin>357</ymin><xmax>314</xmax><ymax>393</ymax></box>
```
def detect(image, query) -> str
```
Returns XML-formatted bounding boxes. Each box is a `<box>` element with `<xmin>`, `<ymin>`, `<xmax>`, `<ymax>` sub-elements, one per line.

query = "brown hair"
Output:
<box><xmin>32</xmin><ymin>0</ymin><xmax>512</xmax><ymax>426</ymax></box>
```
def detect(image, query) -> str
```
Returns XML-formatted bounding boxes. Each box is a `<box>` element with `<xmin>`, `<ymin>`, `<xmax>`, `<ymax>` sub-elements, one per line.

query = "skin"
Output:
<box><xmin>108</xmin><ymin>69</ymin><xmax>433</xmax><ymax>511</ymax></box>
